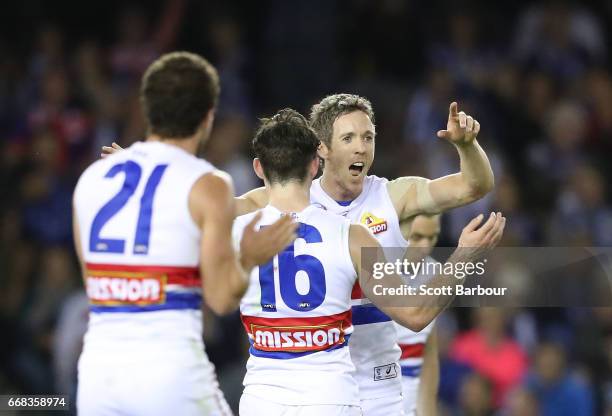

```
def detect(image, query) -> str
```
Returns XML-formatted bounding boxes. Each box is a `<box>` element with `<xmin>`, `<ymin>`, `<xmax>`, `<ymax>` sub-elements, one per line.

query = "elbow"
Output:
<box><xmin>396</xmin><ymin>311</ymin><xmax>432</xmax><ymax>333</ymax></box>
<box><xmin>466</xmin><ymin>174</ymin><xmax>494</xmax><ymax>202</ymax></box>
<box><xmin>403</xmin><ymin>317</ymin><xmax>429</xmax><ymax>333</ymax></box>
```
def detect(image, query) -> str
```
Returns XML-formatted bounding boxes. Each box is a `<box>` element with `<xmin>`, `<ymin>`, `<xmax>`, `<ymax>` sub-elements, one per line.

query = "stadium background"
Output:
<box><xmin>0</xmin><ymin>0</ymin><xmax>611</xmax><ymax>414</ymax></box>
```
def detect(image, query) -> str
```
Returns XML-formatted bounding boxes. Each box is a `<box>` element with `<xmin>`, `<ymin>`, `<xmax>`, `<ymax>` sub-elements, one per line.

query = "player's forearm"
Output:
<box><xmin>455</xmin><ymin>140</ymin><xmax>494</xmax><ymax>199</ymax></box>
<box><xmin>235</xmin><ymin>187</ymin><xmax>268</xmax><ymax>217</ymax></box>
<box><xmin>203</xmin><ymin>259</ymin><xmax>249</xmax><ymax>315</ymax></box>
<box><xmin>369</xmin><ymin>249</ymin><xmax>479</xmax><ymax>331</ymax></box>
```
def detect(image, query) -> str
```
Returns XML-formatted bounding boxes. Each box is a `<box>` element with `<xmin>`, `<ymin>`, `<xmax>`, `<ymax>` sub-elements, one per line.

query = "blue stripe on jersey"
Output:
<box><xmin>351</xmin><ymin>304</ymin><xmax>392</xmax><ymax>325</ymax></box>
<box><xmin>248</xmin><ymin>334</ymin><xmax>351</xmax><ymax>360</ymax></box>
<box><xmin>400</xmin><ymin>365</ymin><xmax>422</xmax><ymax>378</ymax></box>
<box><xmin>89</xmin><ymin>292</ymin><xmax>201</xmax><ymax>313</ymax></box>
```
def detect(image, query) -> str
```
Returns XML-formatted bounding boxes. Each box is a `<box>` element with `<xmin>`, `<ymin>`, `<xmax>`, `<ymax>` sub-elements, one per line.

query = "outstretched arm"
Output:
<box><xmin>351</xmin><ymin>212</ymin><xmax>505</xmax><ymax>331</ymax></box>
<box><xmin>388</xmin><ymin>102</ymin><xmax>494</xmax><ymax>220</ymax></box>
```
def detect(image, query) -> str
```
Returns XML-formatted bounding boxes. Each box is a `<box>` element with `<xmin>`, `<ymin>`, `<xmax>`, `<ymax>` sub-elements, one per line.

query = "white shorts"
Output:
<box><xmin>77</xmin><ymin>346</ymin><xmax>232</xmax><ymax>416</ymax></box>
<box><xmin>239</xmin><ymin>393</ymin><xmax>362</xmax><ymax>416</ymax></box>
<box><xmin>360</xmin><ymin>394</ymin><xmax>404</xmax><ymax>416</ymax></box>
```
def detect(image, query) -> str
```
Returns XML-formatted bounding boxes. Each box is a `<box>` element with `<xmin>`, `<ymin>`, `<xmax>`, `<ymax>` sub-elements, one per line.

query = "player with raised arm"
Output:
<box><xmin>301</xmin><ymin>95</ymin><xmax>494</xmax><ymax>415</ymax></box>
<box><xmin>233</xmin><ymin>109</ymin><xmax>504</xmax><ymax>416</ymax></box>
<box><xmin>73</xmin><ymin>52</ymin><xmax>296</xmax><ymax>416</ymax></box>
<box><xmin>102</xmin><ymin>94</ymin><xmax>495</xmax><ymax>415</ymax></box>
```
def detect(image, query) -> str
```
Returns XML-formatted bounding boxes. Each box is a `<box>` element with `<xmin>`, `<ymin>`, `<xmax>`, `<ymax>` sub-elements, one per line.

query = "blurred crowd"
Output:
<box><xmin>0</xmin><ymin>0</ymin><xmax>611</xmax><ymax>414</ymax></box>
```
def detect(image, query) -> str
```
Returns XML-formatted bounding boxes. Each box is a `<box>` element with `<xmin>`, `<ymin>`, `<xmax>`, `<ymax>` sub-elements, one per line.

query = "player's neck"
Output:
<box><xmin>267</xmin><ymin>182</ymin><xmax>310</xmax><ymax>213</ymax></box>
<box><xmin>147</xmin><ymin>134</ymin><xmax>199</xmax><ymax>155</ymax></box>
<box><xmin>320</xmin><ymin>171</ymin><xmax>363</xmax><ymax>202</ymax></box>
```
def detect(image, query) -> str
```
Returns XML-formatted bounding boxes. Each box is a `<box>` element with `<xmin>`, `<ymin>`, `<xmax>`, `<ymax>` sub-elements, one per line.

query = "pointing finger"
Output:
<box><xmin>449</xmin><ymin>101</ymin><xmax>458</xmax><ymax>119</ymax></box>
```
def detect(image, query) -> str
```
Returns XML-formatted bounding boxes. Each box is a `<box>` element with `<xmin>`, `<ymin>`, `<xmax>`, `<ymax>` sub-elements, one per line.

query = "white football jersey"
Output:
<box><xmin>310</xmin><ymin>175</ymin><xmax>407</xmax><ymax>399</ymax></box>
<box><xmin>74</xmin><ymin>141</ymin><xmax>214</xmax><ymax>349</ymax></box>
<box><xmin>235</xmin><ymin>205</ymin><xmax>360</xmax><ymax>406</ymax></box>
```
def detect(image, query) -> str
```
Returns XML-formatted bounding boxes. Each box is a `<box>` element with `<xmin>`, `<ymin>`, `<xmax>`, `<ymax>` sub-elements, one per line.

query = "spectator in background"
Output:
<box><xmin>450</xmin><ymin>308</ymin><xmax>528</xmax><ymax>408</ymax></box>
<box><xmin>205</xmin><ymin>114</ymin><xmax>260</xmax><ymax>196</ymax></box>
<box><xmin>583</xmin><ymin>69</ymin><xmax>612</xmax><ymax>161</ymax></box>
<box><xmin>455</xmin><ymin>373</ymin><xmax>494</xmax><ymax>416</ymax></box>
<box><xmin>73</xmin><ymin>41</ymin><xmax>121</xmax><ymax>163</ymax></box>
<box><xmin>528</xmin><ymin>100</ymin><xmax>587</xmax><ymax>184</ymax></box>
<box><xmin>499</xmin><ymin>387</ymin><xmax>539</xmax><ymax>416</ymax></box>
<box><xmin>110</xmin><ymin>0</ymin><xmax>186</xmax><ymax>142</ymax></box>
<box><xmin>20</xmin><ymin>131</ymin><xmax>73</xmax><ymax>245</ymax></box>
<box><xmin>514</xmin><ymin>2</ymin><xmax>606</xmax><ymax>80</ymax></box>
<box><xmin>549</xmin><ymin>162</ymin><xmax>612</xmax><ymax>246</ymax></box>
<box><xmin>526</xmin><ymin>342</ymin><xmax>595</xmax><ymax>416</ymax></box>
<box><xmin>491</xmin><ymin>175</ymin><xmax>538</xmax><ymax>245</ymax></box>
<box><xmin>206</xmin><ymin>16</ymin><xmax>253</xmax><ymax>119</ymax></box>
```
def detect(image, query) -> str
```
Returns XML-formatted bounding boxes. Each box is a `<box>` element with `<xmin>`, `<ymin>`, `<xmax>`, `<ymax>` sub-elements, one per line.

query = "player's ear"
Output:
<box><xmin>309</xmin><ymin>157</ymin><xmax>320</xmax><ymax>179</ymax></box>
<box><xmin>253</xmin><ymin>158</ymin><xmax>266</xmax><ymax>180</ymax></box>
<box><xmin>201</xmin><ymin>109</ymin><xmax>215</xmax><ymax>131</ymax></box>
<box><xmin>198</xmin><ymin>109</ymin><xmax>216</xmax><ymax>143</ymax></box>
<box><xmin>317</xmin><ymin>141</ymin><xmax>329</xmax><ymax>160</ymax></box>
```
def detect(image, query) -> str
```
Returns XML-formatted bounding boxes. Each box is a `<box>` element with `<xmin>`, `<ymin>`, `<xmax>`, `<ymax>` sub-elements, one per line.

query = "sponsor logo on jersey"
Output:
<box><xmin>360</xmin><ymin>212</ymin><xmax>388</xmax><ymax>234</ymax></box>
<box><xmin>251</xmin><ymin>324</ymin><xmax>344</xmax><ymax>352</ymax></box>
<box><xmin>86</xmin><ymin>271</ymin><xmax>166</xmax><ymax>306</ymax></box>
<box><xmin>241</xmin><ymin>310</ymin><xmax>352</xmax><ymax>353</ymax></box>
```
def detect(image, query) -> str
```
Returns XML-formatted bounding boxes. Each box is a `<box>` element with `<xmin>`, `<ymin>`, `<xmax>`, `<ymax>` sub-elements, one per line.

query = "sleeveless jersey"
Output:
<box><xmin>73</xmin><ymin>141</ymin><xmax>214</xmax><ymax>351</ymax></box>
<box><xmin>235</xmin><ymin>205</ymin><xmax>360</xmax><ymax>406</ymax></box>
<box><xmin>310</xmin><ymin>175</ymin><xmax>407</xmax><ymax>399</ymax></box>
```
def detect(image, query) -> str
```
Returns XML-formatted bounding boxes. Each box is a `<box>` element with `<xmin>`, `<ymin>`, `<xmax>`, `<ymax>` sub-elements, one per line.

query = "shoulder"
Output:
<box><xmin>74</xmin><ymin>156</ymin><xmax>116</xmax><ymax>199</ymax></box>
<box><xmin>387</xmin><ymin>176</ymin><xmax>429</xmax><ymax>192</ymax></box>
<box><xmin>365</xmin><ymin>174</ymin><xmax>388</xmax><ymax>187</ymax></box>
<box><xmin>191</xmin><ymin>170</ymin><xmax>234</xmax><ymax>201</ymax></box>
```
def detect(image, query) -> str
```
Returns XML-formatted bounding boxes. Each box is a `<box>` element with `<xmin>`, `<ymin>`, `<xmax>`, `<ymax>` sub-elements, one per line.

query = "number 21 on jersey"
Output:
<box><xmin>89</xmin><ymin>161</ymin><xmax>167</xmax><ymax>255</ymax></box>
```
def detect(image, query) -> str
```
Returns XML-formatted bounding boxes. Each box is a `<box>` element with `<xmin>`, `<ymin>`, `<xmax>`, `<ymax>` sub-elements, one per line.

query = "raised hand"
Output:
<box><xmin>239</xmin><ymin>212</ymin><xmax>297</xmax><ymax>270</ymax></box>
<box><xmin>458</xmin><ymin>212</ymin><xmax>505</xmax><ymax>250</ymax></box>
<box><xmin>436</xmin><ymin>102</ymin><xmax>481</xmax><ymax>146</ymax></box>
<box><xmin>100</xmin><ymin>142</ymin><xmax>124</xmax><ymax>158</ymax></box>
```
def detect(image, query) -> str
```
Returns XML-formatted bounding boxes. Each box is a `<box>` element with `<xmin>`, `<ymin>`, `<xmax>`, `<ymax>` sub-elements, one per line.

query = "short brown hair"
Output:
<box><xmin>140</xmin><ymin>51</ymin><xmax>220</xmax><ymax>139</ymax></box>
<box><xmin>252</xmin><ymin>109</ymin><xmax>319</xmax><ymax>184</ymax></box>
<box><xmin>309</xmin><ymin>93</ymin><xmax>375</xmax><ymax>147</ymax></box>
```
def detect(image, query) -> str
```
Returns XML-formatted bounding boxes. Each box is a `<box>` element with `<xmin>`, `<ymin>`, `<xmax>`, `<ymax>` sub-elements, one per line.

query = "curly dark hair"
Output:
<box><xmin>140</xmin><ymin>51</ymin><xmax>220</xmax><ymax>139</ymax></box>
<box><xmin>252</xmin><ymin>108</ymin><xmax>320</xmax><ymax>184</ymax></box>
<box><xmin>309</xmin><ymin>93</ymin><xmax>375</xmax><ymax>147</ymax></box>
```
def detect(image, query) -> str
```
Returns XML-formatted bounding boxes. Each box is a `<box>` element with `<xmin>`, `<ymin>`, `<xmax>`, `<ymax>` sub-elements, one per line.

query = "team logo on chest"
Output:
<box><xmin>360</xmin><ymin>212</ymin><xmax>388</xmax><ymax>234</ymax></box>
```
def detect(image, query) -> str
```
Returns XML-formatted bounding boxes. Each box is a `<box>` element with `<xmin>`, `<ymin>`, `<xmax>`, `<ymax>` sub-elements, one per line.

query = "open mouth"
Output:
<box><xmin>349</xmin><ymin>162</ymin><xmax>364</xmax><ymax>176</ymax></box>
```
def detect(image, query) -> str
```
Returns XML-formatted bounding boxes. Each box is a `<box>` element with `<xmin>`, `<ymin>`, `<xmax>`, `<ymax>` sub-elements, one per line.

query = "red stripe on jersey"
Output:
<box><xmin>351</xmin><ymin>281</ymin><xmax>363</xmax><ymax>299</ymax></box>
<box><xmin>241</xmin><ymin>310</ymin><xmax>352</xmax><ymax>330</ymax></box>
<box><xmin>85</xmin><ymin>263</ymin><xmax>201</xmax><ymax>287</ymax></box>
<box><xmin>399</xmin><ymin>342</ymin><xmax>425</xmax><ymax>359</ymax></box>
